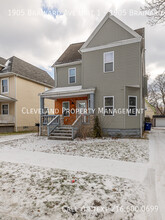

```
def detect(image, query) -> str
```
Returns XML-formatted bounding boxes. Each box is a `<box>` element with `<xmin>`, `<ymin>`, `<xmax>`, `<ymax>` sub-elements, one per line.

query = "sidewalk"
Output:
<box><xmin>0</xmin><ymin>148</ymin><xmax>148</xmax><ymax>182</ymax></box>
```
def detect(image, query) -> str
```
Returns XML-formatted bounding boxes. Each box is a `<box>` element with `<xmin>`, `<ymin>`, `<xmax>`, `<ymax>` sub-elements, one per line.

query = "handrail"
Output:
<box><xmin>47</xmin><ymin>115</ymin><xmax>60</xmax><ymax>136</ymax></box>
<box><xmin>72</xmin><ymin>115</ymin><xmax>81</xmax><ymax>126</ymax></box>
<box><xmin>72</xmin><ymin>115</ymin><xmax>82</xmax><ymax>139</ymax></box>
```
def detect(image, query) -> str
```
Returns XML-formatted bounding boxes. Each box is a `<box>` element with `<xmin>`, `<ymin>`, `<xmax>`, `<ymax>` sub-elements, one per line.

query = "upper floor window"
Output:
<box><xmin>103</xmin><ymin>51</ymin><xmax>114</xmax><ymax>72</ymax></box>
<box><xmin>2</xmin><ymin>104</ymin><xmax>9</xmax><ymax>115</ymax></box>
<box><xmin>1</xmin><ymin>78</ymin><xmax>9</xmax><ymax>93</ymax></box>
<box><xmin>128</xmin><ymin>96</ymin><xmax>137</xmax><ymax>116</ymax></box>
<box><xmin>68</xmin><ymin>68</ymin><xmax>76</xmax><ymax>84</ymax></box>
<box><xmin>104</xmin><ymin>96</ymin><xmax>114</xmax><ymax>116</ymax></box>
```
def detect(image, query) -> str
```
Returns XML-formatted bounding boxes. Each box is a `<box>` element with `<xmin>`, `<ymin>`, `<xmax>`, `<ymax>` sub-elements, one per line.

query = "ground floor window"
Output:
<box><xmin>62</xmin><ymin>101</ymin><xmax>70</xmax><ymax>116</ymax></box>
<box><xmin>1</xmin><ymin>104</ymin><xmax>9</xmax><ymax>115</ymax></box>
<box><xmin>104</xmin><ymin>96</ymin><xmax>114</xmax><ymax>115</ymax></box>
<box><xmin>128</xmin><ymin>96</ymin><xmax>137</xmax><ymax>116</ymax></box>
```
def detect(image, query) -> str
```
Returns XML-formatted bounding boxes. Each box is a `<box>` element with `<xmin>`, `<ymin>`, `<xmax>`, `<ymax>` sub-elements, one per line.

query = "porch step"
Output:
<box><xmin>48</xmin><ymin>126</ymin><xmax>73</xmax><ymax>140</ymax></box>
<box><xmin>48</xmin><ymin>135</ymin><xmax>73</xmax><ymax>140</ymax></box>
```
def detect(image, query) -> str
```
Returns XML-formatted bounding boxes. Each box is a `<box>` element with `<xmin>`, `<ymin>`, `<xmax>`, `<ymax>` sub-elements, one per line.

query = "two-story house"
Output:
<box><xmin>0</xmin><ymin>56</ymin><xmax>54</xmax><ymax>133</ymax></box>
<box><xmin>40</xmin><ymin>12</ymin><xmax>147</xmax><ymax>139</ymax></box>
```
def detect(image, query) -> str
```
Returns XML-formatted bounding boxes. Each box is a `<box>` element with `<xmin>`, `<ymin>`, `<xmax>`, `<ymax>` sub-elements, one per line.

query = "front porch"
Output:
<box><xmin>0</xmin><ymin>95</ymin><xmax>16</xmax><ymax>133</ymax></box>
<box><xmin>39</xmin><ymin>86</ymin><xmax>95</xmax><ymax>139</ymax></box>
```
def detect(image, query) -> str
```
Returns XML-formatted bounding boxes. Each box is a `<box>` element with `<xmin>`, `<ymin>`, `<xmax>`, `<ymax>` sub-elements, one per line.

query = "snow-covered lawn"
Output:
<box><xmin>0</xmin><ymin>134</ymin><xmax>149</xmax><ymax>163</ymax></box>
<box><xmin>0</xmin><ymin>162</ymin><xmax>146</xmax><ymax>220</ymax></box>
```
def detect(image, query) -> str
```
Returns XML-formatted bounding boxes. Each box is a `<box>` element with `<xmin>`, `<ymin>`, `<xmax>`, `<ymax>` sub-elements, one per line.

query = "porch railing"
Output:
<box><xmin>47</xmin><ymin>115</ymin><xmax>60</xmax><ymax>136</ymax></box>
<box><xmin>41</xmin><ymin>115</ymin><xmax>57</xmax><ymax>125</ymax></box>
<box><xmin>0</xmin><ymin>115</ymin><xmax>15</xmax><ymax>124</ymax></box>
<box><xmin>72</xmin><ymin>115</ymin><xmax>82</xmax><ymax>139</ymax></box>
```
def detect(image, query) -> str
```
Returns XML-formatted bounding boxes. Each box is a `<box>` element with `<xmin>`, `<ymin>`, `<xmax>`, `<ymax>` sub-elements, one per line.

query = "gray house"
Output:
<box><xmin>40</xmin><ymin>12</ymin><xmax>147</xmax><ymax>139</ymax></box>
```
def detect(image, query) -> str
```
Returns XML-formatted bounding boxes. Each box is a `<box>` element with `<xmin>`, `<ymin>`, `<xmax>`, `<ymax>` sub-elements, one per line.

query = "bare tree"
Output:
<box><xmin>148</xmin><ymin>72</ymin><xmax>165</xmax><ymax>114</ymax></box>
<box><xmin>141</xmin><ymin>0</ymin><xmax>165</xmax><ymax>25</ymax></box>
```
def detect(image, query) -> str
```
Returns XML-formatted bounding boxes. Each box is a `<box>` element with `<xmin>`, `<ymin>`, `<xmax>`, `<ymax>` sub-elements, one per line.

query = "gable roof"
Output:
<box><xmin>81</xmin><ymin>12</ymin><xmax>142</xmax><ymax>50</ymax></box>
<box><xmin>53</xmin><ymin>13</ymin><xmax>143</xmax><ymax>66</ymax></box>
<box><xmin>0</xmin><ymin>57</ymin><xmax>6</xmax><ymax>65</ymax></box>
<box><xmin>0</xmin><ymin>56</ymin><xmax>54</xmax><ymax>87</ymax></box>
<box><xmin>54</xmin><ymin>42</ymin><xmax>84</xmax><ymax>65</ymax></box>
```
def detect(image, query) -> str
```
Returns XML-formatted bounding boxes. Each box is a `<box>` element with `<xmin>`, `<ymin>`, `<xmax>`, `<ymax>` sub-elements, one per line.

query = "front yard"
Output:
<box><xmin>0</xmin><ymin>133</ymin><xmax>149</xmax><ymax>219</ymax></box>
<box><xmin>0</xmin><ymin>134</ymin><xmax>149</xmax><ymax>163</ymax></box>
<box><xmin>0</xmin><ymin>162</ymin><xmax>146</xmax><ymax>220</ymax></box>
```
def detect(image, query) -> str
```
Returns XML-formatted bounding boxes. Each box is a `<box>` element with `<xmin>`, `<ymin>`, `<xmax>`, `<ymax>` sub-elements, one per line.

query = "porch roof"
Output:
<box><xmin>40</xmin><ymin>85</ymin><xmax>95</xmax><ymax>99</ymax></box>
<box><xmin>0</xmin><ymin>95</ymin><xmax>17</xmax><ymax>102</ymax></box>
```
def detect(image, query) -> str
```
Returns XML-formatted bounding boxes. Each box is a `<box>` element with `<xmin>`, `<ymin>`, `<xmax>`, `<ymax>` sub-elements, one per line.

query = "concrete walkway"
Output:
<box><xmin>148</xmin><ymin>128</ymin><xmax>165</xmax><ymax>220</ymax></box>
<box><xmin>0</xmin><ymin>148</ymin><xmax>148</xmax><ymax>182</ymax></box>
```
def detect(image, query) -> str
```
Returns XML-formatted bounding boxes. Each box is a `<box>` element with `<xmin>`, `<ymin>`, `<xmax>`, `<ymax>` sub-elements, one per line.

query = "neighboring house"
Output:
<box><xmin>0</xmin><ymin>56</ymin><xmax>54</xmax><ymax>133</ymax></box>
<box><xmin>153</xmin><ymin>115</ymin><xmax>165</xmax><ymax>127</ymax></box>
<box><xmin>40</xmin><ymin>12</ymin><xmax>147</xmax><ymax>139</ymax></box>
<box><xmin>145</xmin><ymin>99</ymin><xmax>156</xmax><ymax>120</ymax></box>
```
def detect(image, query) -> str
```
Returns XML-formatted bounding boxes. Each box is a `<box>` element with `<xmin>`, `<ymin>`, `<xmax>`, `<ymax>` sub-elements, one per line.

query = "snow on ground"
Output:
<box><xmin>0</xmin><ymin>134</ymin><xmax>149</xmax><ymax>163</ymax></box>
<box><xmin>0</xmin><ymin>161</ymin><xmax>146</xmax><ymax>220</ymax></box>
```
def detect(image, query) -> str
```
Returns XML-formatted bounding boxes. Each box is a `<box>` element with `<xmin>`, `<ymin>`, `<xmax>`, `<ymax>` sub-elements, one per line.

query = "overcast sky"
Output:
<box><xmin>0</xmin><ymin>0</ymin><xmax>164</xmax><ymax>80</ymax></box>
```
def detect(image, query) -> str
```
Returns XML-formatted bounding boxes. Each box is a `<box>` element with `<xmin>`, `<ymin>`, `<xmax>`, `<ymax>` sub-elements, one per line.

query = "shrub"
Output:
<box><xmin>93</xmin><ymin>116</ymin><xmax>102</xmax><ymax>138</ymax></box>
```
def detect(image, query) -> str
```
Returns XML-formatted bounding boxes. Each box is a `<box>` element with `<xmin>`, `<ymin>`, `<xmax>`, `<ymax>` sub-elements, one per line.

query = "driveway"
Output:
<box><xmin>148</xmin><ymin>128</ymin><xmax>165</xmax><ymax>220</ymax></box>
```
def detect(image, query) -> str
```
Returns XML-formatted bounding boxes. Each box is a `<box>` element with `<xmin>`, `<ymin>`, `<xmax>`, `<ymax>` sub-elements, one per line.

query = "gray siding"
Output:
<box><xmin>87</xmin><ymin>19</ymin><xmax>134</xmax><ymax>48</ymax></box>
<box><xmin>56</xmin><ymin>64</ymin><xmax>81</xmax><ymax>87</ymax></box>
<box><xmin>82</xmin><ymin>42</ymin><xmax>142</xmax><ymax>129</ymax></box>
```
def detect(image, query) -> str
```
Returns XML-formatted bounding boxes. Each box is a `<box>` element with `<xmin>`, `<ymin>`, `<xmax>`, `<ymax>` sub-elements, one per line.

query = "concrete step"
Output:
<box><xmin>50</xmin><ymin>132</ymin><xmax>72</xmax><ymax>137</ymax></box>
<box><xmin>56</xmin><ymin>126</ymin><xmax>72</xmax><ymax>130</ymax></box>
<box><xmin>48</xmin><ymin>136</ymin><xmax>73</xmax><ymax>140</ymax></box>
<box><xmin>54</xmin><ymin>129</ymin><xmax>72</xmax><ymax>133</ymax></box>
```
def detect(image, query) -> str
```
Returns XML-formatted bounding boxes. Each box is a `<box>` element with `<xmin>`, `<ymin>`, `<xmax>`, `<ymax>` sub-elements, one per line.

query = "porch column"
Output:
<box><xmin>39</xmin><ymin>96</ymin><xmax>45</xmax><ymax>135</ymax></box>
<box><xmin>89</xmin><ymin>93</ymin><xmax>95</xmax><ymax>114</ymax></box>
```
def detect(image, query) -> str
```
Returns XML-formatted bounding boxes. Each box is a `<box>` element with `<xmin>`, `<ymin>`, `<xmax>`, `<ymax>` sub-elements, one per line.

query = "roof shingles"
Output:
<box><xmin>55</xmin><ymin>42</ymin><xmax>84</xmax><ymax>65</ymax></box>
<box><xmin>0</xmin><ymin>56</ymin><xmax>54</xmax><ymax>87</ymax></box>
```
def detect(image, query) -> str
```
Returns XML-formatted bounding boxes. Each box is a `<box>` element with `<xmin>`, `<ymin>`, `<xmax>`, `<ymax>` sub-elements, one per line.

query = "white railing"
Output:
<box><xmin>0</xmin><ymin>115</ymin><xmax>15</xmax><ymax>124</ymax></box>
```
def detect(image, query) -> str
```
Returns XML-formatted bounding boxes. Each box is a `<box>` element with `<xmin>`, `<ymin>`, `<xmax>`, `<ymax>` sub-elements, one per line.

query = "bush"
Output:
<box><xmin>93</xmin><ymin>116</ymin><xmax>102</xmax><ymax>138</ymax></box>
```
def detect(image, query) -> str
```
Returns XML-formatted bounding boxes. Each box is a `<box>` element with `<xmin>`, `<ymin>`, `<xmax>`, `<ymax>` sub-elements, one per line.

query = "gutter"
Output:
<box><xmin>0</xmin><ymin>72</ymin><xmax>54</xmax><ymax>88</ymax></box>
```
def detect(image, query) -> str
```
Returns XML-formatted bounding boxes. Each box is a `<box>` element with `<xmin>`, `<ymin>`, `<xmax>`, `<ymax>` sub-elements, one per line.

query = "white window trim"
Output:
<box><xmin>68</xmin><ymin>68</ymin><xmax>76</xmax><ymax>84</ymax></box>
<box><xmin>103</xmin><ymin>51</ymin><xmax>114</xmax><ymax>73</ymax></box>
<box><xmin>1</xmin><ymin>78</ymin><xmax>9</xmax><ymax>94</ymax></box>
<box><xmin>62</xmin><ymin>101</ymin><xmax>70</xmax><ymax>117</ymax></box>
<box><xmin>104</xmin><ymin>96</ymin><xmax>114</xmax><ymax>116</ymax></box>
<box><xmin>128</xmin><ymin>96</ymin><xmax>137</xmax><ymax>116</ymax></box>
<box><xmin>1</xmin><ymin>103</ymin><xmax>9</xmax><ymax>115</ymax></box>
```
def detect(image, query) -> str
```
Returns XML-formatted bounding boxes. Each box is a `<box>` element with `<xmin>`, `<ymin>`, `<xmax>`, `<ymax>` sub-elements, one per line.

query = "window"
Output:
<box><xmin>104</xmin><ymin>96</ymin><xmax>114</xmax><ymax>115</ymax></box>
<box><xmin>104</xmin><ymin>51</ymin><xmax>114</xmax><ymax>72</ymax></box>
<box><xmin>2</xmin><ymin>104</ymin><xmax>9</xmax><ymax>115</ymax></box>
<box><xmin>62</xmin><ymin>101</ymin><xmax>70</xmax><ymax>116</ymax></box>
<box><xmin>128</xmin><ymin>96</ymin><xmax>137</xmax><ymax>116</ymax></box>
<box><xmin>68</xmin><ymin>68</ymin><xmax>76</xmax><ymax>84</ymax></box>
<box><xmin>1</xmin><ymin>78</ymin><xmax>9</xmax><ymax>93</ymax></box>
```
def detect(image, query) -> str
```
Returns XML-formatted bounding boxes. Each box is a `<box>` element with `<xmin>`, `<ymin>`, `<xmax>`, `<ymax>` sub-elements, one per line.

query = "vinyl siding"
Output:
<box><xmin>87</xmin><ymin>18</ymin><xmax>134</xmax><ymax>48</ymax></box>
<box><xmin>82</xmin><ymin>42</ymin><xmax>142</xmax><ymax>129</ymax></box>
<box><xmin>56</xmin><ymin>64</ymin><xmax>81</xmax><ymax>87</ymax></box>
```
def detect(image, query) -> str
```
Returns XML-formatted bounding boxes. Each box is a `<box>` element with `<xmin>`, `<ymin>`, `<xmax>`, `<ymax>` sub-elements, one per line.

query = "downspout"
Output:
<box><xmin>140</xmin><ymin>47</ymin><xmax>145</xmax><ymax>137</ymax></box>
<box><xmin>14</xmin><ymin>75</ymin><xmax>17</xmax><ymax>132</ymax></box>
<box><xmin>123</xmin><ymin>86</ymin><xmax>126</xmax><ymax>129</ymax></box>
<box><xmin>54</xmin><ymin>66</ymin><xmax>57</xmax><ymax>88</ymax></box>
